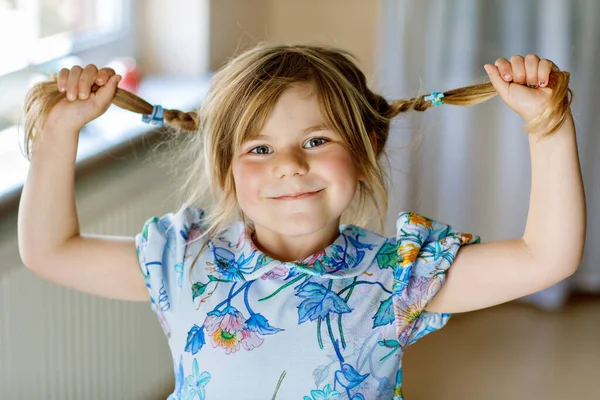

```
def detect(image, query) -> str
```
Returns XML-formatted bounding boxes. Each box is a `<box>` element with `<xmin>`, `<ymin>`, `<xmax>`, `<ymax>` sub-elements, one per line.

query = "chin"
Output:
<box><xmin>255</xmin><ymin>212</ymin><xmax>334</xmax><ymax>237</ymax></box>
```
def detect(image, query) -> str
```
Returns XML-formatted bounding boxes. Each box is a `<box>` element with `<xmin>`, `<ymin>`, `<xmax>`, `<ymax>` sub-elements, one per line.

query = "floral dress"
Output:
<box><xmin>135</xmin><ymin>204</ymin><xmax>479</xmax><ymax>400</ymax></box>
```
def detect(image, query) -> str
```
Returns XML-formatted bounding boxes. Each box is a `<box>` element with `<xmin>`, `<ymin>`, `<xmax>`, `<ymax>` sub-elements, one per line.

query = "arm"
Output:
<box><xmin>17</xmin><ymin>67</ymin><xmax>148</xmax><ymax>302</ymax></box>
<box><xmin>426</xmin><ymin>57</ymin><xmax>586</xmax><ymax>314</ymax></box>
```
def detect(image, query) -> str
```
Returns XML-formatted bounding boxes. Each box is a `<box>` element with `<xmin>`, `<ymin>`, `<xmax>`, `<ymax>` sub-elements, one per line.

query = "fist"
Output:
<box><xmin>45</xmin><ymin>64</ymin><xmax>122</xmax><ymax>131</ymax></box>
<box><xmin>484</xmin><ymin>54</ymin><xmax>561</xmax><ymax>124</ymax></box>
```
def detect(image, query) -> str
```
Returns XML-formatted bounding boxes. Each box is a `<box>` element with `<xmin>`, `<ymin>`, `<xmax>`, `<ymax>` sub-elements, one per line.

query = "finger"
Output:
<box><xmin>538</xmin><ymin>59</ymin><xmax>557</xmax><ymax>87</ymax></box>
<box><xmin>484</xmin><ymin>64</ymin><xmax>509</xmax><ymax>98</ymax></box>
<box><xmin>94</xmin><ymin>73</ymin><xmax>122</xmax><ymax>107</ymax></box>
<box><xmin>66</xmin><ymin>66</ymin><xmax>83</xmax><ymax>101</ymax></box>
<box><xmin>57</xmin><ymin>68</ymin><xmax>69</xmax><ymax>93</ymax></box>
<box><xmin>509</xmin><ymin>54</ymin><xmax>526</xmax><ymax>84</ymax></box>
<box><xmin>524</xmin><ymin>54</ymin><xmax>540</xmax><ymax>88</ymax></box>
<box><xmin>494</xmin><ymin>58</ymin><xmax>513</xmax><ymax>82</ymax></box>
<box><xmin>78</xmin><ymin>64</ymin><xmax>98</xmax><ymax>100</ymax></box>
<box><xmin>96</xmin><ymin>67</ymin><xmax>116</xmax><ymax>85</ymax></box>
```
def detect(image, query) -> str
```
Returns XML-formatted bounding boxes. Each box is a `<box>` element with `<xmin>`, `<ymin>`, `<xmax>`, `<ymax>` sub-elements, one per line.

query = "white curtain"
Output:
<box><xmin>377</xmin><ymin>0</ymin><xmax>599</xmax><ymax>309</ymax></box>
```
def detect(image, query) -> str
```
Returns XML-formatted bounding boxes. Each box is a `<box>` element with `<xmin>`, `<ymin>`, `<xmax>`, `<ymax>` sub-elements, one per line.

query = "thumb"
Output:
<box><xmin>484</xmin><ymin>64</ymin><xmax>509</xmax><ymax>98</ymax></box>
<box><xmin>94</xmin><ymin>74</ymin><xmax>121</xmax><ymax>108</ymax></box>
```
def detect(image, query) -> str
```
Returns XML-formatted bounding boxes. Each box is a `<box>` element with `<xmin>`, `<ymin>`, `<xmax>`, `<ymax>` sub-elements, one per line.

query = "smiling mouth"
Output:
<box><xmin>272</xmin><ymin>189</ymin><xmax>324</xmax><ymax>200</ymax></box>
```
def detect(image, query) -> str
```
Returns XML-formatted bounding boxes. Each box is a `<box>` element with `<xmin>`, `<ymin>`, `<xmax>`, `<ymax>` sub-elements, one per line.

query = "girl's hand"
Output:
<box><xmin>44</xmin><ymin>65</ymin><xmax>122</xmax><ymax>132</ymax></box>
<box><xmin>484</xmin><ymin>54</ymin><xmax>561</xmax><ymax>125</ymax></box>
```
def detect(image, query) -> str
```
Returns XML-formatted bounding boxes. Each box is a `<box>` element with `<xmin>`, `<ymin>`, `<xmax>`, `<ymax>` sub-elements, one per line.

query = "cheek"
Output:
<box><xmin>317</xmin><ymin>149</ymin><xmax>360</xmax><ymax>186</ymax></box>
<box><xmin>232</xmin><ymin>159</ymin><xmax>264</xmax><ymax>204</ymax></box>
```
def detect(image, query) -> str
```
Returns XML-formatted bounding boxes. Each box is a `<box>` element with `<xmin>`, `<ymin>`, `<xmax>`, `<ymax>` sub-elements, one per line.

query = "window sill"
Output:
<box><xmin>0</xmin><ymin>74</ymin><xmax>212</xmax><ymax>216</ymax></box>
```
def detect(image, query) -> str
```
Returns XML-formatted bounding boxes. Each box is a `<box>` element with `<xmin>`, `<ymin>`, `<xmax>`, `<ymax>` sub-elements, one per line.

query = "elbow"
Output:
<box><xmin>17</xmin><ymin>233</ymin><xmax>44</xmax><ymax>271</ymax></box>
<box><xmin>18</xmin><ymin>240</ymin><xmax>52</xmax><ymax>272</ymax></box>
<box><xmin>547</xmin><ymin>254</ymin><xmax>582</xmax><ymax>284</ymax></box>
<box><xmin>17</xmin><ymin>239</ymin><xmax>37</xmax><ymax>271</ymax></box>
<box><xmin>17</xmin><ymin>231</ymin><xmax>73</xmax><ymax>272</ymax></box>
<box><xmin>19</xmin><ymin>249</ymin><xmax>41</xmax><ymax>272</ymax></box>
<box><xmin>559</xmin><ymin>261</ymin><xmax>579</xmax><ymax>280</ymax></box>
<box><xmin>521</xmin><ymin>237</ymin><xmax>584</xmax><ymax>282</ymax></box>
<box><xmin>560</xmin><ymin>236</ymin><xmax>587</xmax><ymax>279</ymax></box>
<box><xmin>17</xmin><ymin>227</ymin><xmax>39</xmax><ymax>271</ymax></box>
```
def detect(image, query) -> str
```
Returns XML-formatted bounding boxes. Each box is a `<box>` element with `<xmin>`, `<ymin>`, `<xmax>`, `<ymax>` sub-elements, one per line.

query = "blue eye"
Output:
<box><xmin>304</xmin><ymin>138</ymin><xmax>327</xmax><ymax>148</ymax></box>
<box><xmin>249</xmin><ymin>145</ymin><xmax>272</xmax><ymax>154</ymax></box>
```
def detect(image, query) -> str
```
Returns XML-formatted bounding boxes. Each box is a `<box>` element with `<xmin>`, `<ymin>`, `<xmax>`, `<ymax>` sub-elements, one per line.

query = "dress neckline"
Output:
<box><xmin>205</xmin><ymin>221</ymin><xmax>390</xmax><ymax>281</ymax></box>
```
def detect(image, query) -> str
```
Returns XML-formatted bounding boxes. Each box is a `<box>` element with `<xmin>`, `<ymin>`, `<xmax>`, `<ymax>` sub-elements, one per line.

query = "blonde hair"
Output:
<box><xmin>22</xmin><ymin>42</ymin><xmax>573</xmax><ymax>262</ymax></box>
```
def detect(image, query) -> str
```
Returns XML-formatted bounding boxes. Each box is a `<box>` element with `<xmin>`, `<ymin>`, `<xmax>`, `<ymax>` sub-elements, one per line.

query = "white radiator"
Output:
<box><xmin>0</xmin><ymin>154</ymin><xmax>180</xmax><ymax>400</ymax></box>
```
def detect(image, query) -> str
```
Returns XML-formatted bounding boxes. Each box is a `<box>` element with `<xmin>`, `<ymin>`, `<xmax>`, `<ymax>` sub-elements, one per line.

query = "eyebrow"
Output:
<box><xmin>248</xmin><ymin>124</ymin><xmax>330</xmax><ymax>141</ymax></box>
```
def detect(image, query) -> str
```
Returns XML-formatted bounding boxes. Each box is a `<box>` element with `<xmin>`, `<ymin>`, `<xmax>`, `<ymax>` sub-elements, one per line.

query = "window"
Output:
<box><xmin>0</xmin><ymin>0</ymin><xmax>133</xmax><ymax>132</ymax></box>
<box><xmin>0</xmin><ymin>0</ymin><xmax>128</xmax><ymax>75</ymax></box>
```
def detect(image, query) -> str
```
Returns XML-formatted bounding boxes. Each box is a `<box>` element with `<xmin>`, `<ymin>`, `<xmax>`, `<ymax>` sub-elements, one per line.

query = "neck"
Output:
<box><xmin>250</xmin><ymin>219</ymin><xmax>341</xmax><ymax>262</ymax></box>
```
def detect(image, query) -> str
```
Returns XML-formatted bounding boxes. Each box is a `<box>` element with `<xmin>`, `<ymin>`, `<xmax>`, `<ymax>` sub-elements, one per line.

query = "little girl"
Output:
<box><xmin>18</xmin><ymin>43</ymin><xmax>585</xmax><ymax>399</ymax></box>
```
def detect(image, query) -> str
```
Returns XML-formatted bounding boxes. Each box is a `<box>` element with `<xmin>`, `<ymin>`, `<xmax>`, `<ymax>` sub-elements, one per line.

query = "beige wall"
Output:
<box><xmin>138</xmin><ymin>0</ymin><xmax>381</xmax><ymax>83</ymax></box>
<box><xmin>209</xmin><ymin>0</ymin><xmax>381</xmax><ymax>85</ymax></box>
<box><xmin>138</xmin><ymin>0</ymin><xmax>211</xmax><ymax>76</ymax></box>
<box><xmin>209</xmin><ymin>0</ymin><xmax>269</xmax><ymax>71</ymax></box>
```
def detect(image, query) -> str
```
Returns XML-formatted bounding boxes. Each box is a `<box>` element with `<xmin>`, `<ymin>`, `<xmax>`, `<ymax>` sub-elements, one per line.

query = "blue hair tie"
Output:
<box><xmin>142</xmin><ymin>105</ymin><xmax>165</xmax><ymax>126</ymax></box>
<box><xmin>424</xmin><ymin>91</ymin><xmax>445</xmax><ymax>106</ymax></box>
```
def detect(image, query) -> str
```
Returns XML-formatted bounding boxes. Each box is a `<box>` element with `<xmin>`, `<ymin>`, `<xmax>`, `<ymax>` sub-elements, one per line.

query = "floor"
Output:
<box><xmin>402</xmin><ymin>295</ymin><xmax>600</xmax><ymax>399</ymax></box>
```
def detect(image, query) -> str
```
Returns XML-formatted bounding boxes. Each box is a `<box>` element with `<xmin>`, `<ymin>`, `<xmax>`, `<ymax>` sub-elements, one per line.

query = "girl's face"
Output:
<box><xmin>232</xmin><ymin>82</ymin><xmax>362</xmax><ymax>239</ymax></box>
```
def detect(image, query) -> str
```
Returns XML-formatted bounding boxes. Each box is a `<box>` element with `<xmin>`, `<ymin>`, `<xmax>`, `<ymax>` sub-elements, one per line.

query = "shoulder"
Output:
<box><xmin>394</xmin><ymin>211</ymin><xmax>479</xmax><ymax>271</ymax></box>
<box><xmin>135</xmin><ymin>204</ymin><xmax>206</xmax><ymax>255</ymax></box>
<box><xmin>137</xmin><ymin>204</ymin><xmax>205</xmax><ymax>241</ymax></box>
<box><xmin>395</xmin><ymin>211</ymin><xmax>477</xmax><ymax>244</ymax></box>
<box><xmin>391</xmin><ymin>211</ymin><xmax>480</xmax><ymax>347</ymax></box>
<box><xmin>134</xmin><ymin>204</ymin><xmax>207</xmax><ymax>318</ymax></box>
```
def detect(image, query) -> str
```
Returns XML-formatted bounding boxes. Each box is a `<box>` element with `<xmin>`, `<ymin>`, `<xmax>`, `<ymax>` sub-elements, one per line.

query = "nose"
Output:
<box><xmin>273</xmin><ymin>149</ymin><xmax>309</xmax><ymax>178</ymax></box>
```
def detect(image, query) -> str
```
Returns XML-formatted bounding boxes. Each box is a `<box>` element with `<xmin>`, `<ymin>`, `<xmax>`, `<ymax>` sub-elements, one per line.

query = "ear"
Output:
<box><xmin>358</xmin><ymin>132</ymin><xmax>377</xmax><ymax>181</ymax></box>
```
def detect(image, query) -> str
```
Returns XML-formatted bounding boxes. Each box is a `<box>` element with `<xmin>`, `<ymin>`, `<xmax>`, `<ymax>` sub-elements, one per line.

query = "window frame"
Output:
<box><xmin>0</xmin><ymin>0</ymin><xmax>135</xmax><ymax>131</ymax></box>
<box><xmin>0</xmin><ymin>0</ymin><xmax>134</xmax><ymax>77</ymax></box>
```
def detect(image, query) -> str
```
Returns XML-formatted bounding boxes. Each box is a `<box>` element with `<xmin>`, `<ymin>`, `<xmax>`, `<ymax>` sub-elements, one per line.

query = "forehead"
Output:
<box><xmin>262</xmin><ymin>83</ymin><xmax>324</xmax><ymax>130</ymax></box>
<box><xmin>245</xmin><ymin>83</ymin><xmax>330</xmax><ymax>141</ymax></box>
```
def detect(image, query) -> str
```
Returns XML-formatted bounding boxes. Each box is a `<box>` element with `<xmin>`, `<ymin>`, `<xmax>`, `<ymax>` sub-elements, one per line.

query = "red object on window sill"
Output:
<box><xmin>107</xmin><ymin>57</ymin><xmax>141</xmax><ymax>94</ymax></box>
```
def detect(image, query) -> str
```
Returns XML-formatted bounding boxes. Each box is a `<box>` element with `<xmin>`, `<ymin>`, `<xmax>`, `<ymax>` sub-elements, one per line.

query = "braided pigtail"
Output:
<box><xmin>21</xmin><ymin>76</ymin><xmax>201</xmax><ymax>159</ymax></box>
<box><xmin>386</xmin><ymin>71</ymin><xmax>572</xmax><ymax>137</ymax></box>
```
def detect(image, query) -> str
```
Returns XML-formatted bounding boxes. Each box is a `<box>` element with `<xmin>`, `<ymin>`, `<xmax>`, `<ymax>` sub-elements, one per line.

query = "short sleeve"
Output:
<box><xmin>134</xmin><ymin>204</ymin><xmax>205</xmax><ymax>321</ymax></box>
<box><xmin>392</xmin><ymin>211</ymin><xmax>480</xmax><ymax>348</ymax></box>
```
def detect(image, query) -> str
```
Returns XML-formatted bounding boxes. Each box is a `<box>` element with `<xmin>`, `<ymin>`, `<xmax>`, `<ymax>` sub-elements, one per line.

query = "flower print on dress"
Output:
<box><xmin>187</xmin><ymin>222</ymin><xmax>205</xmax><ymax>243</ymax></box>
<box><xmin>183</xmin><ymin>222</ymin><xmax>205</xmax><ymax>263</ymax></box>
<box><xmin>296</xmin><ymin>282</ymin><xmax>352</xmax><ymax>324</ymax></box>
<box><xmin>373</xmin><ymin>240</ymin><xmax>398</xmax><ymax>271</ymax></box>
<box><xmin>397</xmin><ymin>243</ymin><xmax>419</xmax><ymax>268</ymax></box>
<box><xmin>185</xmin><ymin>324</ymin><xmax>206</xmax><ymax>355</ymax></box>
<box><xmin>260</xmin><ymin>264</ymin><xmax>290</xmax><ymax>280</ymax></box>
<box><xmin>372</xmin><ymin>295</ymin><xmax>394</xmax><ymax>328</ymax></box>
<box><xmin>216</xmin><ymin>226</ymin><xmax>256</xmax><ymax>251</ymax></box>
<box><xmin>334</xmin><ymin>363</ymin><xmax>369</xmax><ymax>392</ymax></box>
<box><xmin>297</xmin><ymin>249</ymin><xmax>327</xmax><ymax>268</ymax></box>
<box><xmin>203</xmin><ymin>305</ymin><xmax>264</xmax><ymax>354</ymax></box>
<box><xmin>174</xmin><ymin>262</ymin><xmax>184</xmax><ymax>288</ymax></box>
<box><xmin>317</xmin><ymin>234</ymin><xmax>374</xmax><ymax>276</ymax></box>
<box><xmin>407</xmin><ymin>212</ymin><xmax>433</xmax><ymax>230</ymax></box>
<box><xmin>171</xmin><ymin>355</ymin><xmax>185</xmax><ymax>400</ymax></box>
<box><xmin>393</xmin><ymin>275</ymin><xmax>442</xmax><ymax>345</ymax></box>
<box><xmin>184</xmin><ymin>358</ymin><xmax>211</xmax><ymax>400</ymax></box>
<box><xmin>393</xmin><ymin>367</ymin><xmax>404</xmax><ymax>399</ymax></box>
<box><xmin>256</xmin><ymin>253</ymin><xmax>295</xmax><ymax>280</ymax></box>
<box><xmin>156</xmin><ymin>306</ymin><xmax>172</xmax><ymax>339</ymax></box>
<box><xmin>206</xmin><ymin>241</ymin><xmax>257</xmax><ymax>282</ymax></box>
<box><xmin>303</xmin><ymin>383</ymin><xmax>342</xmax><ymax>400</ymax></box>
<box><xmin>135</xmin><ymin>204</ymin><xmax>479</xmax><ymax>400</ymax></box>
<box><xmin>417</xmin><ymin>238</ymin><xmax>455</xmax><ymax>270</ymax></box>
<box><xmin>158</xmin><ymin>214</ymin><xmax>179</xmax><ymax>255</ymax></box>
<box><xmin>246</xmin><ymin>312</ymin><xmax>284</xmax><ymax>335</ymax></box>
